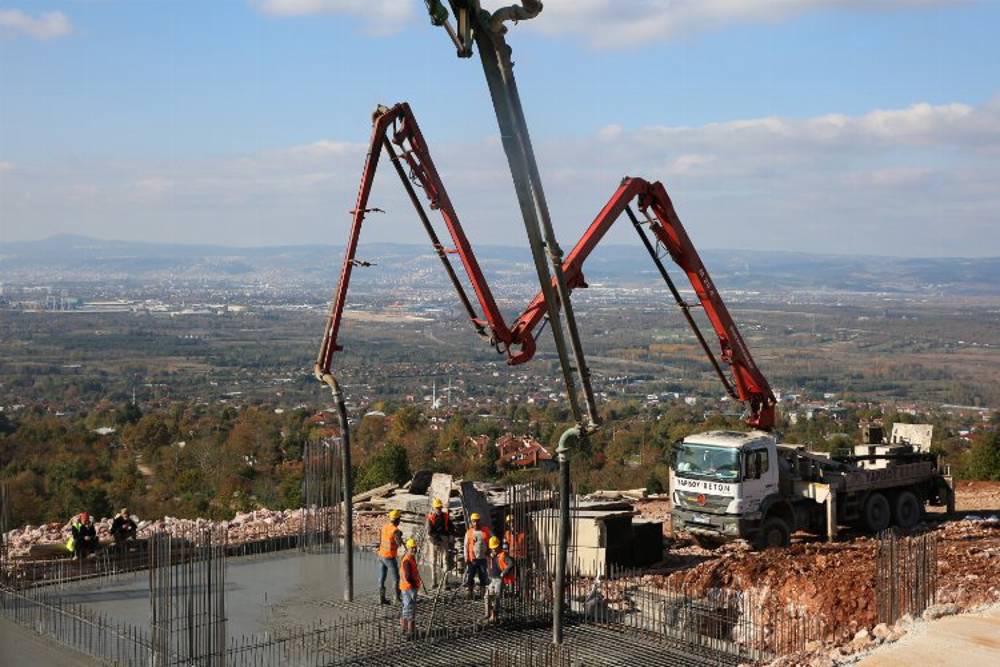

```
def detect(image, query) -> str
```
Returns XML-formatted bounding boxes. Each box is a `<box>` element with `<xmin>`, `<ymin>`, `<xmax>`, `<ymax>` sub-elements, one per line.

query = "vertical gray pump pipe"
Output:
<box><xmin>552</xmin><ymin>425</ymin><xmax>579</xmax><ymax>644</ymax></box>
<box><xmin>322</xmin><ymin>373</ymin><xmax>354</xmax><ymax>601</ymax></box>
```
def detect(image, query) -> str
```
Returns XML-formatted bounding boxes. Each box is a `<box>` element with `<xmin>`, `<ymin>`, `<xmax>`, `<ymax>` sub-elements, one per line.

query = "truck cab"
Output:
<box><xmin>669</xmin><ymin>430</ymin><xmax>784</xmax><ymax>547</ymax></box>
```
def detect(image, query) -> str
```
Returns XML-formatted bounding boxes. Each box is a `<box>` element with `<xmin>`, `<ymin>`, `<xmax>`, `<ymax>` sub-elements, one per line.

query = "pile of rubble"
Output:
<box><xmin>650</xmin><ymin>516</ymin><xmax>1000</xmax><ymax>665</ymax></box>
<box><xmin>2</xmin><ymin>508</ymin><xmax>311</xmax><ymax>560</ymax></box>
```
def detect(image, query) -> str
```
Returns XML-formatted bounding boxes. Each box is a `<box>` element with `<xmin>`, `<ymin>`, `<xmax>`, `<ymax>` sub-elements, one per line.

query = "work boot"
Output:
<box><xmin>379</xmin><ymin>590</ymin><xmax>389</xmax><ymax>605</ymax></box>
<box><xmin>466</xmin><ymin>586</ymin><xmax>474</xmax><ymax>600</ymax></box>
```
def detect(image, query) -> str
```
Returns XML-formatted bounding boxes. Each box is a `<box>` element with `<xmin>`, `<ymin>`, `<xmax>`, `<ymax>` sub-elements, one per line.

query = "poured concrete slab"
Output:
<box><xmin>54</xmin><ymin>549</ymin><xmax>380</xmax><ymax>640</ymax></box>
<box><xmin>0</xmin><ymin>617</ymin><xmax>102</xmax><ymax>667</ymax></box>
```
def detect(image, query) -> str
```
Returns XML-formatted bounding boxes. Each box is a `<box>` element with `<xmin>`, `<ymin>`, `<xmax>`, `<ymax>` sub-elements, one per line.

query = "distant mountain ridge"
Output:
<box><xmin>2</xmin><ymin>234</ymin><xmax>999</xmax><ymax>296</ymax></box>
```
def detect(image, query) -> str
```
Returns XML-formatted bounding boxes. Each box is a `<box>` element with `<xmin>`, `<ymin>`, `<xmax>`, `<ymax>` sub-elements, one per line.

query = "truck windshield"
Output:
<box><xmin>675</xmin><ymin>443</ymin><xmax>741</xmax><ymax>482</ymax></box>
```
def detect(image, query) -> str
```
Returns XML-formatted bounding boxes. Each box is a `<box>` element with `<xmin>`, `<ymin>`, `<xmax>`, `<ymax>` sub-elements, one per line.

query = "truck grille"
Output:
<box><xmin>676</xmin><ymin>492</ymin><xmax>730</xmax><ymax>512</ymax></box>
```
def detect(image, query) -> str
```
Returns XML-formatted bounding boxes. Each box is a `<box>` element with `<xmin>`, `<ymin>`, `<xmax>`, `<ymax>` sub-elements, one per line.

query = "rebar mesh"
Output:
<box><xmin>876</xmin><ymin>528</ymin><xmax>938</xmax><ymax>624</ymax></box>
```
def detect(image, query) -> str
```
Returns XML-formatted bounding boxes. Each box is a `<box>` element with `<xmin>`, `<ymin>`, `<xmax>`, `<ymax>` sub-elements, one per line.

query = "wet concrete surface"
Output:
<box><xmin>0</xmin><ymin>617</ymin><xmax>102</xmax><ymax>667</ymax></box>
<box><xmin>54</xmin><ymin>549</ymin><xmax>380</xmax><ymax>640</ymax></box>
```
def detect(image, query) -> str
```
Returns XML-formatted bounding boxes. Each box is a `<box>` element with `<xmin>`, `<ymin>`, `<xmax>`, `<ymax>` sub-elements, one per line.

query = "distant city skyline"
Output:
<box><xmin>1</xmin><ymin>1</ymin><xmax>999</xmax><ymax>257</ymax></box>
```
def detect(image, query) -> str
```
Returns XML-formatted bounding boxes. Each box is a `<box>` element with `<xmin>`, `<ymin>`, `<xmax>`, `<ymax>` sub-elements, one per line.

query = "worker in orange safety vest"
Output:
<box><xmin>377</xmin><ymin>509</ymin><xmax>404</xmax><ymax>605</ymax></box>
<box><xmin>485</xmin><ymin>536</ymin><xmax>514</xmax><ymax>622</ymax></box>
<box><xmin>425</xmin><ymin>497</ymin><xmax>455</xmax><ymax>588</ymax></box>
<box><xmin>463</xmin><ymin>512</ymin><xmax>491</xmax><ymax>599</ymax></box>
<box><xmin>399</xmin><ymin>538</ymin><xmax>422</xmax><ymax>636</ymax></box>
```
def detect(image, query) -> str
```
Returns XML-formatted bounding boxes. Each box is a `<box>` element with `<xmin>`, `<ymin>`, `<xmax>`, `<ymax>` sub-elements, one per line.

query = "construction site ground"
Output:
<box><xmin>855</xmin><ymin>604</ymin><xmax>1000</xmax><ymax>667</ymax></box>
<box><xmin>631</xmin><ymin>480</ymin><xmax>1000</xmax><ymax>663</ymax></box>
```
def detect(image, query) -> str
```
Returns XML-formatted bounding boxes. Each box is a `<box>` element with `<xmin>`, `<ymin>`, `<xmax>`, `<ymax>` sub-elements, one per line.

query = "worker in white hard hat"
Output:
<box><xmin>426</xmin><ymin>497</ymin><xmax>455</xmax><ymax>588</ymax></box>
<box><xmin>462</xmin><ymin>512</ymin><xmax>491</xmax><ymax>599</ymax></box>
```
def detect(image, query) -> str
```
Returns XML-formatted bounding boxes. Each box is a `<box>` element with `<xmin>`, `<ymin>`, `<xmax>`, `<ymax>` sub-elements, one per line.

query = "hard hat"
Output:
<box><xmin>470</xmin><ymin>512</ymin><xmax>480</xmax><ymax>521</ymax></box>
<box><xmin>489</xmin><ymin>536</ymin><xmax>500</xmax><ymax>549</ymax></box>
<box><xmin>505</xmin><ymin>514</ymin><xmax>513</xmax><ymax>523</ymax></box>
<box><xmin>432</xmin><ymin>498</ymin><xmax>443</xmax><ymax>509</ymax></box>
<box><xmin>405</xmin><ymin>538</ymin><xmax>417</xmax><ymax>549</ymax></box>
<box><xmin>388</xmin><ymin>509</ymin><xmax>402</xmax><ymax>520</ymax></box>
<box><xmin>80</xmin><ymin>512</ymin><xmax>90</xmax><ymax>522</ymax></box>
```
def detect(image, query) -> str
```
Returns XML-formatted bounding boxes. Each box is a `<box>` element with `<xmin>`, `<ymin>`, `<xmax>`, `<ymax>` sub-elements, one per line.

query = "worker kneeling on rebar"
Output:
<box><xmin>399</xmin><ymin>537</ymin><xmax>421</xmax><ymax>637</ymax></box>
<box><xmin>485</xmin><ymin>536</ymin><xmax>514</xmax><ymax>623</ymax></box>
<box><xmin>67</xmin><ymin>512</ymin><xmax>98</xmax><ymax>560</ymax></box>
<box><xmin>463</xmin><ymin>512</ymin><xmax>490</xmax><ymax>599</ymax></box>
<box><xmin>111</xmin><ymin>507</ymin><xmax>138</xmax><ymax>546</ymax></box>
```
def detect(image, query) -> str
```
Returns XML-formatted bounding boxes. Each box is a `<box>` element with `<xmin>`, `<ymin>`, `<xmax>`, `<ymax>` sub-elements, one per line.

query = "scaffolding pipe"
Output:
<box><xmin>323</xmin><ymin>373</ymin><xmax>354</xmax><ymax>601</ymax></box>
<box><xmin>552</xmin><ymin>425</ymin><xmax>578</xmax><ymax>645</ymax></box>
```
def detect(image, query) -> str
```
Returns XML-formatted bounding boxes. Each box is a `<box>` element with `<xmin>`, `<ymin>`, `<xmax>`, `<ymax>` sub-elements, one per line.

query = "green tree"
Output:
<box><xmin>964</xmin><ymin>430</ymin><xmax>1000</xmax><ymax>481</ymax></box>
<box><xmin>356</xmin><ymin>443</ymin><xmax>411</xmax><ymax>493</ymax></box>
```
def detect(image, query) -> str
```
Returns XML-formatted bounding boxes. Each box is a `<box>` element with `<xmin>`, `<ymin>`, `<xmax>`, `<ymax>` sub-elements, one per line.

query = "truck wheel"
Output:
<box><xmin>754</xmin><ymin>517</ymin><xmax>791</xmax><ymax>550</ymax></box>
<box><xmin>863</xmin><ymin>492</ymin><xmax>891</xmax><ymax>534</ymax></box>
<box><xmin>893</xmin><ymin>490</ymin><xmax>922</xmax><ymax>530</ymax></box>
<box><xmin>690</xmin><ymin>533</ymin><xmax>723</xmax><ymax>550</ymax></box>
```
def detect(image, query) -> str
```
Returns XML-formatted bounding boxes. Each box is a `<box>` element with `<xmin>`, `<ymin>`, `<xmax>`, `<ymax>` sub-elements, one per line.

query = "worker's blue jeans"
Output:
<box><xmin>378</xmin><ymin>556</ymin><xmax>399</xmax><ymax>598</ymax></box>
<box><xmin>464</xmin><ymin>558</ymin><xmax>488</xmax><ymax>589</ymax></box>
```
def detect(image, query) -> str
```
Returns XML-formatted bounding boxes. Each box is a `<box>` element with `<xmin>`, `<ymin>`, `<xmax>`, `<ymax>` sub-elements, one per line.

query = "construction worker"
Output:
<box><xmin>110</xmin><ymin>507</ymin><xmax>137</xmax><ymax>546</ymax></box>
<box><xmin>425</xmin><ymin>497</ymin><xmax>454</xmax><ymax>588</ymax></box>
<box><xmin>463</xmin><ymin>512</ymin><xmax>490</xmax><ymax>599</ymax></box>
<box><xmin>378</xmin><ymin>509</ymin><xmax>404</xmax><ymax>605</ymax></box>
<box><xmin>485</xmin><ymin>536</ymin><xmax>514</xmax><ymax>622</ymax></box>
<box><xmin>503</xmin><ymin>514</ymin><xmax>526</xmax><ymax>592</ymax></box>
<box><xmin>399</xmin><ymin>537</ymin><xmax>422</xmax><ymax>637</ymax></box>
<box><xmin>68</xmin><ymin>512</ymin><xmax>98</xmax><ymax>560</ymax></box>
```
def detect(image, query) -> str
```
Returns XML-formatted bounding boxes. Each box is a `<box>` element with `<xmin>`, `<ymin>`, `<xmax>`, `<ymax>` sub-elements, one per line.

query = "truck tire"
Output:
<box><xmin>754</xmin><ymin>517</ymin><xmax>791</xmax><ymax>550</ymax></box>
<box><xmin>893</xmin><ymin>490</ymin><xmax>922</xmax><ymax>530</ymax></box>
<box><xmin>863</xmin><ymin>492</ymin><xmax>891</xmax><ymax>534</ymax></box>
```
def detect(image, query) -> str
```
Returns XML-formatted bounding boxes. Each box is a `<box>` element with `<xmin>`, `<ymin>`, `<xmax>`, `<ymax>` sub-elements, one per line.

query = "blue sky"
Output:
<box><xmin>1</xmin><ymin>1</ymin><xmax>998</xmax><ymax>256</ymax></box>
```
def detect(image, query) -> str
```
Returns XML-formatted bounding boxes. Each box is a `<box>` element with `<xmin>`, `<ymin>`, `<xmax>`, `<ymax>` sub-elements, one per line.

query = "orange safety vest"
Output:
<box><xmin>498</xmin><ymin>551</ymin><xmax>515</xmax><ymax>585</ymax></box>
<box><xmin>426</xmin><ymin>511</ymin><xmax>450</xmax><ymax>536</ymax></box>
<box><xmin>400</xmin><ymin>554</ymin><xmax>421</xmax><ymax>592</ymax></box>
<box><xmin>379</xmin><ymin>523</ymin><xmax>401</xmax><ymax>558</ymax></box>
<box><xmin>504</xmin><ymin>529</ymin><xmax>526</xmax><ymax>559</ymax></box>
<box><xmin>464</xmin><ymin>526</ymin><xmax>491</xmax><ymax>561</ymax></box>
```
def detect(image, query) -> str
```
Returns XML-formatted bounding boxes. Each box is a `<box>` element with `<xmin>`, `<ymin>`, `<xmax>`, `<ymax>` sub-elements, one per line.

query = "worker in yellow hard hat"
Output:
<box><xmin>425</xmin><ymin>497</ymin><xmax>455</xmax><ymax>588</ymax></box>
<box><xmin>378</xmin><ymin>509</ymin><xmax>404</xmax><ymax>605</ymax></box>
<box><xmin>485</xmin><ymin>535</ymin><xmax>514</xmax><ymax>622</ymax></box>
<box><xmin>399</xmin><ymin>537</ymin><xmax>422</xmax><ymax>636</ymax></box>
<box><xmin>463</xmin><ymin>512</ymin><xmax>491</xmax><ymax>599</ymax></box>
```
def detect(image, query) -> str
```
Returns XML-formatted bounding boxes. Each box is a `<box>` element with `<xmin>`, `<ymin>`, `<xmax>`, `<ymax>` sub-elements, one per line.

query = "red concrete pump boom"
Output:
<box><xmin>315</xmin><ymin>103</ymin><xmax>776</xmax><ymax>430</ymax></box>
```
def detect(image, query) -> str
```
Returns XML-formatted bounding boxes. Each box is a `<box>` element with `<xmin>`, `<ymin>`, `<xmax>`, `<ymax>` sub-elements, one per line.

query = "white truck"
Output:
<box><xmin>669</xmin><ymin>429</ymin><xmax>954</xmax><ymax>549</ymax></box>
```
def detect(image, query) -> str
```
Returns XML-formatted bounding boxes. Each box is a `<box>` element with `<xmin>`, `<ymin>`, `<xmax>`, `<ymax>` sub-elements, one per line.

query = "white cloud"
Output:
<box><xmin>252</xmin><ymin>0</ymin><xmax>414</xmax><ymax>34</ymax></box>
<box><xmin>0</xmin><ymin>9</ymin><xmax>72</xmax><ymax>40</ymax></box>
<box><xmin>3</xmin><ymin>97</ymin><xmax>998</xmax><ymax>255</ymax></box>
<box><xmin>249</xmin><ymin>1</ymin><xmax>963</xmax><ymax>45</ymax></box>
<box><xmin>523</xmin><ymin>0</ymin><xmax>961</xmax><ymax>47</ymax></box>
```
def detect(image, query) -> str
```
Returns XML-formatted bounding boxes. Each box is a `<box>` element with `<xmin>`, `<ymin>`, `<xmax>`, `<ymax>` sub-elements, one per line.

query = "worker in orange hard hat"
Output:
<box><xmin>485</xmin><ymin>535</ymin><xmax>514</xmax><ymax>622</ymax></box>
<box><xmin>399</xmin><ymin>537</ymin><xmax>422</xmax><ymax>637</ymax></box>
<box><xmin>425</xmin><ymin>497</ymin><xmax>455</xmax><ymax>588</ymax></box>
<box><xmin>463</xmin><ymin>512</ymin><xmax>491</xmax><ymax>600</ymax></box>
<box><xmin>377</xmin><ymin>509</ymin><xmax>404</xmax><ymax>605</ymax></box>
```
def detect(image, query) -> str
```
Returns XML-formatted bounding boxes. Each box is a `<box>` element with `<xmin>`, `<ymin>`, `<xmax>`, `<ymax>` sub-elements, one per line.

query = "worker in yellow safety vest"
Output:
<box><xmin>378</xmin><ymin>509</ymin><xmax>404</xmax><ymax>605</ymax></box>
